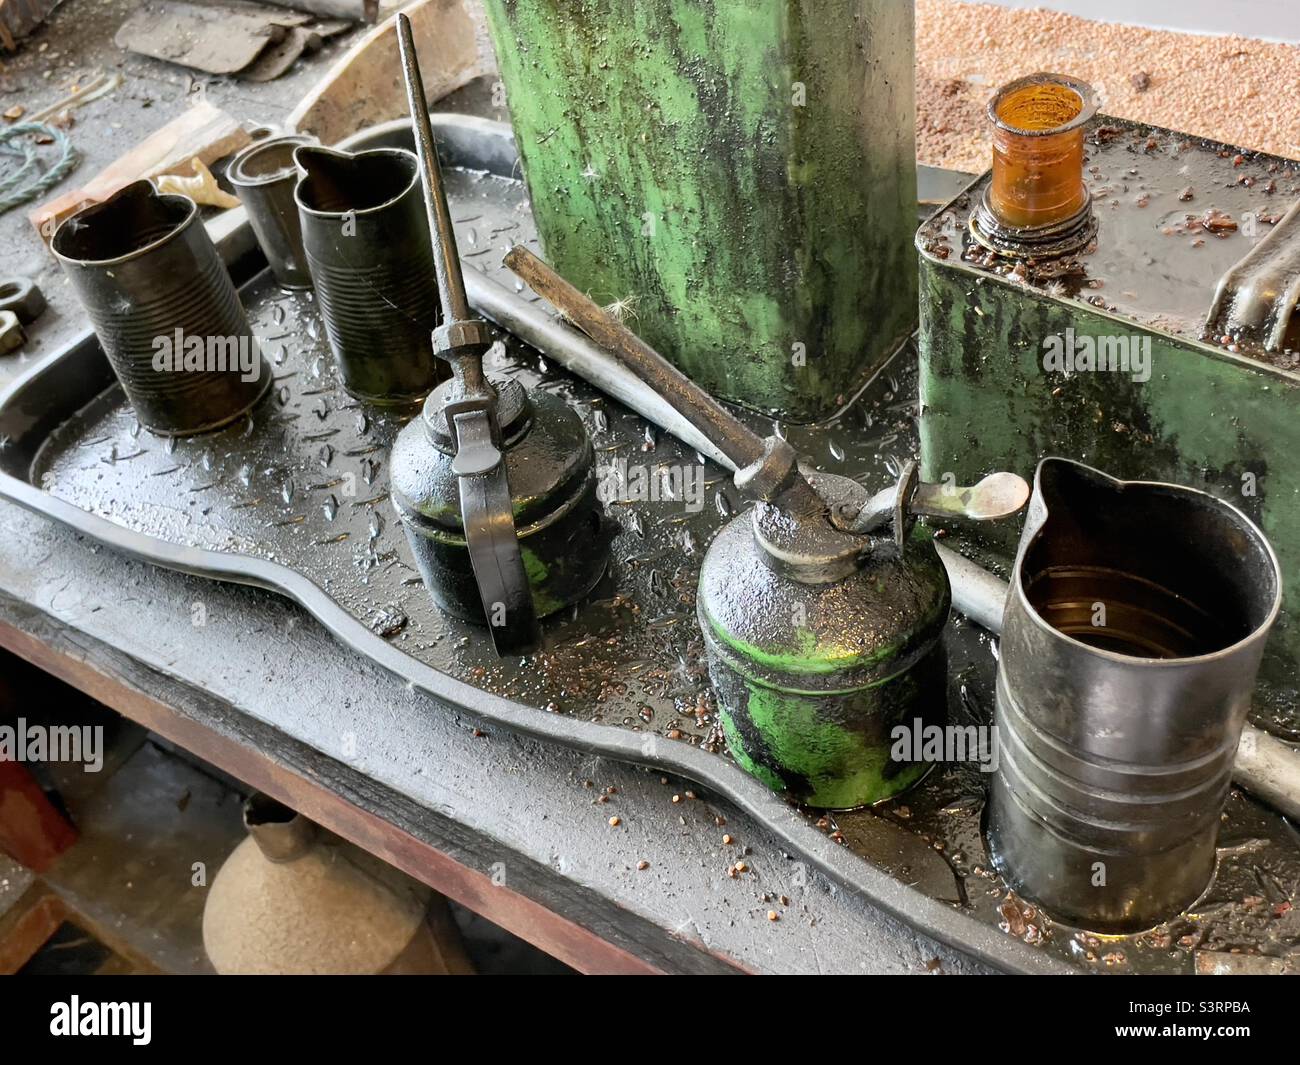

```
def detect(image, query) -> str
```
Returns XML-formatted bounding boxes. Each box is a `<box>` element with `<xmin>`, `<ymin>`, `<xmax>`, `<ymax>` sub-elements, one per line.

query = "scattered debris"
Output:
<box><xmin>1198</xmin><ymin>208</ymin><xmax>1239</xmax><ymax>235</ymax></box>
<box><xmin>1194</xmin><ymin>951</ymin><xmax>1290</xmax><ymax>975</ymax></box>
<box><xmin>367</xmin><ymin>604</ymin><xmax>407</xmax><ymax>637</ymax></box>
<box><xmin>0</xmin><ymin>276</ymin><xmax>46</xmax><ymax>324</ymax></box>
<box><xmin>31</xmin><ymin>101</ymin><xmax>250</xmax><ymax>243</ymax></box>
<box><xmin>115</xmin><ymin>1</ymin><xmax>352</xmax><ymax>81</ymax></box>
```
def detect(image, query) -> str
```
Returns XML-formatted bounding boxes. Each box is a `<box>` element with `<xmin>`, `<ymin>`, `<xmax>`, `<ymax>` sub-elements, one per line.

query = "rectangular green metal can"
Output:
<box><xmin>916</xmin><ymin>116</ymin><xmax>1300</xmax><ymax>710</ymax></box>
<box><xmin>481</xmin><ymin>0</ymin><xmax>918</xmax><ymax>422</ymax></box>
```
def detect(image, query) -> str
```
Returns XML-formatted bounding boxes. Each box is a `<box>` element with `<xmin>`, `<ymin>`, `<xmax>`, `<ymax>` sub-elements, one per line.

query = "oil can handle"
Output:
<box><xmin>451</xmin><ymin>407</ymin><xmax>540</xmax><ymax>655</ymax></box>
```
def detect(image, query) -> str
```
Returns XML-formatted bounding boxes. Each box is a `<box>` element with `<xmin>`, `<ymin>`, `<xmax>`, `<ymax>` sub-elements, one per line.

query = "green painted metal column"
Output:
<box><xmin>481</xmin><ymin>0</ymin><xmax>918</xmax><ymax>422</ymax></box>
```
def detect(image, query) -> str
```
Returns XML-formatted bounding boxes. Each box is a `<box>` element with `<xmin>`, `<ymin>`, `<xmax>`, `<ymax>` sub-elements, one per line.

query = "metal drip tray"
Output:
<box><xmin>1</xmin><ymin>116</ymin><xmax>1296</xmax><ymax>975</ymax></box>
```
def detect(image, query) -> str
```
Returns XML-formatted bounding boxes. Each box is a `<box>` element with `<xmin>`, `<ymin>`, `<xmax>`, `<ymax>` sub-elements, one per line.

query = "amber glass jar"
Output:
<box><xmin>988</xmin><ymin>74</ymin><xmax>1096</xmax><ymax>230</ymax></box>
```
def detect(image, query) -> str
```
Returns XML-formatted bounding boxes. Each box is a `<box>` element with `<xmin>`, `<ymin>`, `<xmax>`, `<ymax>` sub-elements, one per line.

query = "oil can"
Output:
<box><xmin>503</xmin><ymin>245</ymin><xmax>1028</xmax><ymax>808</ymax></box>
<box><xmin>389</xmin><ymin>373</ymin><xmax>609</xmax><ymax>637</ymax></box>
<box><xmin>387</xmin><ymin>24</ymin><xmax>610</xmax><ymax>657</ymax></box>
<box><xmin>699</xmin><ymin>472</ymin><xmax>951</xmax><ymax>809</ymax></box>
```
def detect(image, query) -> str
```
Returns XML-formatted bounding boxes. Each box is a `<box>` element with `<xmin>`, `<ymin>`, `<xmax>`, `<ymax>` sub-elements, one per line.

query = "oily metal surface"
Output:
<box><xmin>18</xmin><ymin>159</ymin><xmax>1300</xmax><ymax>975</ymax></box>
<box><xmin>26</xmin><ymin>172</ymin><xmax>909</xmax><ymax>742</ymax></box>
<box><xmin>917</xmin><ymin>120</ymin><xmax>1300</xmax><ymax>364</ymax></box>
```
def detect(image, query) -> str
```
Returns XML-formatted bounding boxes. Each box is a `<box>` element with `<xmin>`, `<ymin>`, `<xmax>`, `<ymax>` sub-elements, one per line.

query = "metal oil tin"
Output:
<box><xmin>52</xmin><ymin>180</ymin><xmax>271</xmax><ymax>436</ymax></box>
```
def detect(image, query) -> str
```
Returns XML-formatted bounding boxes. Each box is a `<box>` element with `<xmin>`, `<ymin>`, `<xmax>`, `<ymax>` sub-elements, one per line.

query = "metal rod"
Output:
<box><xmin>464</xmin><ymin>270</ymin><xmax>730</xmax><ymax>467</ymax></box>
<box><xmin>396</xmin><ymin>12</ymin><xmax>471</xmax><ymax>325</ymax></box>
<box><xmin>1233</xmin><ymin>725</ymin><xmax>1300</xmax><ymax>823</ymax></box>
<box><xmin>503</xmin><ymin>245</ymin><xmax>767</xmax><ymax>471</ymax></box>
<box><xmin>934</xmin><ymin>542</ymin><xmax>1010</xmax><ymax>634</ymax></box>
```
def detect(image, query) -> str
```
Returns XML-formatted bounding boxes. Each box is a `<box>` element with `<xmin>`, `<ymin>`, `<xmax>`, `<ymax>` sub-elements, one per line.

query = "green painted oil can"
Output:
<box><xmin>698</xmin><ymin>471</ymin><xmax>952</xmax><ymax>809</ymax></box>
<box><xmin>480</xmin><ymin>0</ymin><xmax>918</xmax><ymax>422</ymax></box>
<box><xmin>916</xmin><ymin>109</ymin><xmax>1300</xmax><ymax>693</ymax></box>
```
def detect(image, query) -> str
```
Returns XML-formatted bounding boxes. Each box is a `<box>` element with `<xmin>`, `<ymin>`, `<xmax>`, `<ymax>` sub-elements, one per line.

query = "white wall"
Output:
<box><xmin>975</xmin><ymin>1</ymin><xmax>1300</xmax><ymax>44</ymax></box>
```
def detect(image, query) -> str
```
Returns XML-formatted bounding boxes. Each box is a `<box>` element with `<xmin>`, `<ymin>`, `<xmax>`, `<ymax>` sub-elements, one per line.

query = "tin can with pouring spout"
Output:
<box><xmin>988</xmin><ymin>458</ymin><xmax>1283</xmax><ymax>931</ymax></box>
<box><xmin>52</xmin><ymin>180</ymin><xmax>272</xmax><ymax>436</ymax></box>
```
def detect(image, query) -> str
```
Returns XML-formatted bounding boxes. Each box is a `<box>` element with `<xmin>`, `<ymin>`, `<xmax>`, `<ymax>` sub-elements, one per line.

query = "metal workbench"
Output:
<box><xmin>0</xmin><ymin>1</ymin><xmax>992</xmax><ymax>975</ymax></box>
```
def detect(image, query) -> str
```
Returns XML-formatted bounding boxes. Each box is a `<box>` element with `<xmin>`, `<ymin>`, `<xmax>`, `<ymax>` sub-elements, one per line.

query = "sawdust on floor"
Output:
<box><xmin>916</xmin><ymin>0</ymin><xmax>1300</xmax><ymax>172</ymax></box>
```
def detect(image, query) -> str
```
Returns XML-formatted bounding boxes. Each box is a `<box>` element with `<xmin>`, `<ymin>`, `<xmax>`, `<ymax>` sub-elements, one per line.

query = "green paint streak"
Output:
<box><xmin>699</xmin><ymin>583</ymin><xmax>946</xmax><ymax>678</ymax></box>
<box><xmin>521</xmin><ymin>546</ymin><xmax>563</xmax><ymax>615</ymax></box>
<box><xmin>720</xmin><ymin>711</ymin><xmax>785</xmax><ymax>793</ymax></box>
<box><xmin>725</xmin><ymin>683</ymin><xmax>925</xmax><ymax>809</ymax></box>
<box><xmin>481</xmin><ymin>0</ymin><xmax>918</xmax><ymax>421</ymax></box>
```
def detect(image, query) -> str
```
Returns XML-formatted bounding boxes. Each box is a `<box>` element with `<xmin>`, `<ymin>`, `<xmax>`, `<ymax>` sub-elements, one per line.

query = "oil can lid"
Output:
<box><xmin>752</xmin><ymin>472</ymin><xmax>875</xmax><ymax>584</ymax></box>
<box><xmin>421</xmin><ymin>375</ymin><xmax>533</xmax><ymax>455</ymax></box>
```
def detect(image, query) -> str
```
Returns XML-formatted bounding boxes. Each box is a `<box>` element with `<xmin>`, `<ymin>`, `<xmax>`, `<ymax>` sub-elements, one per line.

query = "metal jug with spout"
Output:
<box><xmin>294</xmin><ymin>144</ymin><xmax>445</xmax><ymax>404</ymax></box>
<box><xmin>988</xmin><ymin>458</ymin><xmax>1283</xmax><ymax>931</ymax></box>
